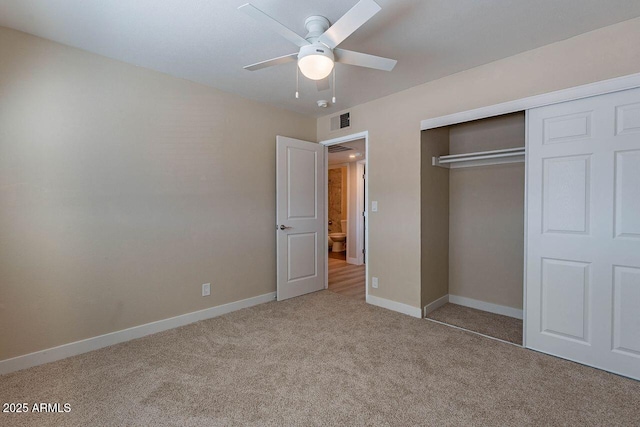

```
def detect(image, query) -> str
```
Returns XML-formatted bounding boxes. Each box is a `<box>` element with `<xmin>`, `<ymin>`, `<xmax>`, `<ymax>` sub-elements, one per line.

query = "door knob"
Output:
<box><xmin>279</xmin><ymin>225</ymin><xmax>292</xmax><ymax>230</ymax></box>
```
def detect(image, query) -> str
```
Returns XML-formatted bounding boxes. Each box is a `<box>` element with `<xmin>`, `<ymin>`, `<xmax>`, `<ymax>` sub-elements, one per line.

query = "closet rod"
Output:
<box><xmin>432</xmin><ymin>147</ymin><xmax>525</xmax><ymax>169</ymax></box>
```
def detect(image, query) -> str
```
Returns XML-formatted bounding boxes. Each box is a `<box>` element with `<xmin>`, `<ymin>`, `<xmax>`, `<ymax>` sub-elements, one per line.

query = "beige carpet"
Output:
<box><xmin>427</xmin><ymin>303</ymin><xmax>523</xmax><ymax>345</ymax></box>
<box><xmin>1</xmin><ymin>291</ymin><xmax>639</xmax><ymax>426</ymax></box>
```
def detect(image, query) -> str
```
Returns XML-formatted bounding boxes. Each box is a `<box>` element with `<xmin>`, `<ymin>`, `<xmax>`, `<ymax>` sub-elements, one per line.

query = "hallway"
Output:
<box><xmin>327</xmin><ymin>257</ymin><xmax>365</xmax><ymax>301</ymax></box>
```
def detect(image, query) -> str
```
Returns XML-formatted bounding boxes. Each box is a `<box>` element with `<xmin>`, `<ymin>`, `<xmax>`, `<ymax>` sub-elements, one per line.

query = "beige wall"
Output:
<box><xmin>420</xmin><ymin>128</ymin><xmax>450</xmax><ymax>308</ymax></box>
<box><xmin>448</xmin><ymin>114</ymin><xmax>525</xmax><ymax>309</ymax></box>
<box><xmin>0</xmin><ymin>27</ymin><xmax>316</xmax><ymax>360</ymax></box>
<box><xmin>318</xmin><ymin>17</ymin><xmax>640</xmax><ymax>309</ymax></box>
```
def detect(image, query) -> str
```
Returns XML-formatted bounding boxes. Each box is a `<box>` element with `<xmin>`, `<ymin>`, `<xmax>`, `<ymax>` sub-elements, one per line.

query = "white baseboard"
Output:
<box><xmin>0</xmin><ymin>292</ymin><xmax>276</xmax><ymax>375</ymax></box>
<box><xmin>366</xmin><ymin>295</ymin><xmax>422</xmax><ymax>318</ymax></box>
<box><xmin>449</xmin><ymin>294</ymin><xmax>523</xmax><ymax>319</ymax></box>
<box><xmin>346</xmin><ymin>257</ymin><xmax>361</xmax><ymax>265</ymax></box>
<box><xmin>423</xmin><ymin>294</ymin><xmax>450</xmax><ymax>317</ymax></box>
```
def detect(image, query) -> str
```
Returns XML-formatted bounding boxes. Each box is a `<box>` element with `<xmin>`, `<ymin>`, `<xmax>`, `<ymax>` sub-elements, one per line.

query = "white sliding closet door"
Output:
<box><xmin>526</xmin><ymin>87</ymin><xmax>640</xmax><ymax>380</ymax></box>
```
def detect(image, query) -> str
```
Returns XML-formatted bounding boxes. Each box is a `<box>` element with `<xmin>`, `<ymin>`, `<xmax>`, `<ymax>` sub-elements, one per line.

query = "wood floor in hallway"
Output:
<box><xmin>328</xmin><ymin>256</ymin><xmax>365</xmax><ymax>301</ymax></box>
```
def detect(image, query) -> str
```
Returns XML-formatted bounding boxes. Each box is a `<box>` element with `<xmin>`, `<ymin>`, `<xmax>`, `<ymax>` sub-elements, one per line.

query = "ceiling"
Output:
<box><xmin>1</xmin><ymin>1</ymin><xmax>640</xmax><ymax>117</ymax></box>
<box><xmin>328</xmin><ymin>139</ymin><xmax>366</xmax><ymax>165</ymax></box>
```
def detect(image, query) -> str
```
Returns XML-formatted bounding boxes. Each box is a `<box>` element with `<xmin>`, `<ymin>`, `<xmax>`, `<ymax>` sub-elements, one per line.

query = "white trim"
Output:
<box><xmin>366</xmin><ymin>295</ymin><xmax>422</xmax><ymax>318</ymax></box>
<box><xmin>346</xmin><ymin>162</ymin><xmax>351</xmax><ymax>261</ymax></box>
<box><xmin>320</xmin><ymin>131</ymin><xmax>368</xmax><ymax>146</ymax></box>
<box><xmin>420</xmin><ymin>73</ymin><xmax>640</xmax><ymax>130</ymax></box>
<box><xmin>355</xmin><ymin>160</ymin><xmax>366</xmax><ymax>265</ymax></box>
<box><xmin>347</xmin><ymin>257</ymin><xmax>360</xmax><ymax>265</ymax></box>
<box><xmin>321</xmin><ymin>131</ymin><xmax>369</xmax><ymax>300</ymax></box>
<box><xmin>0</xmin><ymin>292</ymin><xmax>276</xmax><ymax>375</ymax></box>
<box><xmin>423</xmin><ymin>294</ymin><xmax>450</xmax><ymax>317</ymax></box>
<box><xmin>522</xmin><ymin>110</ymin><xmax>530</xmax><ymax>347</ymax></box>
<box><xmin>449</xmin><ymin>294</ymin><xmax>523</xmax><ymax>320</ymax></box>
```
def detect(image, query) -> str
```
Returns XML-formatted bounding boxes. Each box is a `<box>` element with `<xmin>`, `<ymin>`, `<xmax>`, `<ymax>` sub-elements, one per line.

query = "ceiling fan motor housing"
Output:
<box><xmin>304</xmin><ymin>15</ymin><xmax>331</xmax><ymax>41</ymax></box>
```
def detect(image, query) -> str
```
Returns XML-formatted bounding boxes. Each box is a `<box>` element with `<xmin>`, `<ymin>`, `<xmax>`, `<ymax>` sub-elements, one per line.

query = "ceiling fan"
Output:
<box><xmin>238</xmin><ymin>0</ymin><xmax>397</xmax><ymax>92</ymax></box>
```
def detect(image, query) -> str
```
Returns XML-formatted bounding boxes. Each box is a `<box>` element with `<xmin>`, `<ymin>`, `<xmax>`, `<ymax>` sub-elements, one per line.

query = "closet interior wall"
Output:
<box><xmin>420</xmin><ymin>127</ymin><xmax>450</xmax><ymax>309</ymax></box>
<box><xmin>421</xmin><ymin>113</ymin><xmax>525</xmax><ymax>314</ymax></box>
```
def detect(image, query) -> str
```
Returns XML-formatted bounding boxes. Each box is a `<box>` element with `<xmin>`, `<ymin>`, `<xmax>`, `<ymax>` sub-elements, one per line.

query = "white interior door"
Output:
<box><xmin>276</xmin><ymin>136</ymin><xmax>326</xmax><ymax>301</ymax></box>
<box><xmin>526</xmin><ymin>87</ymin><xmax>640</xmax><ymax>380</ymax></box>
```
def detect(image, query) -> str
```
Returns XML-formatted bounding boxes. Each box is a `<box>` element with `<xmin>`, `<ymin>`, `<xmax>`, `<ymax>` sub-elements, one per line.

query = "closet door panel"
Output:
<box><xmin>614</xmin><ymin>150</ymin><xmax>640</xmax><ymax>239</ymax></box>
<box><xmin>526</xmin><ymin>87</ymin><xmax>640</xmax><ymax>380</ymax></box>
<box><xmin>541</xmin><ymin>155</ymin><xmax>591</xmax><ymax>235</ymax></box>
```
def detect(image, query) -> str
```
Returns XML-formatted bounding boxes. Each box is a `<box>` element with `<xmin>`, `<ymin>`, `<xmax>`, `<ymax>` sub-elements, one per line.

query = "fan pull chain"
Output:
<box><xmin>295</xmin><ymin>66</ymin><xmax>300</xmax><ymax>99</ymax></box>
<box><xmin>332</xmin><ymin>67</ymin><xmax>336</xmax><ymax>104</ymax></box>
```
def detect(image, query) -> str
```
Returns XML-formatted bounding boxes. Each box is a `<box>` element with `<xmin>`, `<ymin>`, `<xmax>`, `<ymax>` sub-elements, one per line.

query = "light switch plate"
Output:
<box><xmin>372</xmin><ymin>201</ymin><xmax>378</xmax><ymax>212</ymax></box>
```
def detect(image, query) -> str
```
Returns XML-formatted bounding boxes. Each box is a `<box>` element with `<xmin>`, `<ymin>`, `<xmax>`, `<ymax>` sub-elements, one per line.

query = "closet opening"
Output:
<box><xmin>421</xmin><ymin>112</ymin><xmax>525</xmax><ymax>345</ymax></box>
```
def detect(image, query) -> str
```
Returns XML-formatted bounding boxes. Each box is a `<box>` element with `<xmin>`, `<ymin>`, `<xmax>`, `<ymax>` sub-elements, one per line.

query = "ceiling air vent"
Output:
<box><xmin>330</xmin><ymin>112</ymin><xmax>351</xmax><ymax>132</ymax></box>
<box><xmin>327</xmin><ymin>145</ymin><xmax>353</xmax><ymax>153</ymax></box>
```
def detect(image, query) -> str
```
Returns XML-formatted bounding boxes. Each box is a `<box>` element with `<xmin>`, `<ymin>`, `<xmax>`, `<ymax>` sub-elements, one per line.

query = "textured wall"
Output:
<box><xmin>0</xmin><ymin>27</ymin><xmax>316</xmax><ymax>360</ymax></box>
<box><xmin>420</xmin><ymin>128</ymin><xmax>450</xmax><ymax>308</ymax></box>
<box><xmin>448</xmin><ymin>114</ymin><xmax>525</xmax><ymax>309</ymax></box>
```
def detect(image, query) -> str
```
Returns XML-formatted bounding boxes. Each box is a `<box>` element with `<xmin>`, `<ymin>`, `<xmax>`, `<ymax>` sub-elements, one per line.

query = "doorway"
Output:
<box><xmin>321</xmin><ymin>132</ymin><xmax>369</xmax><ymax>301</ymax></box>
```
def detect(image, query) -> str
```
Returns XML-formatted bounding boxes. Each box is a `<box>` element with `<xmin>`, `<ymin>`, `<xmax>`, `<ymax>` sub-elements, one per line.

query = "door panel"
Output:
<box><xmin>540</xmin><ymin>258</ymin><xmax>590</xmax><ymax>343</ymax></box>
<box><xmin>542</xmin><ymin>156</ymin><xmax>591</xmax><ymax>234</ymax></box>
<box><xmin>615</xmin><ymin>102</ymin><xmax>640</xmax><ymax>135</ymax></box>
<box><xmin>527</xmin><ymin>87</ymin><xmax>640</xmax><ymax>380</ymax></box>
<box><xmin>612</xmin><ymin>266</ymin><xmax>640</xmax><ymax>357</ymax></box>
<box><xmin>276</xmin><ymin>136</ymin><xmax>325</xmax><ymax>301</ymax></box>
<box><xmin>614</xmin><ymin>150</ymin><xmax>640</xmax><ymax>239</ymax></box>
<box><xmin>543</xmin><ymin>111</ymin><xmax>592</xmax><ymax>144</ymax></box>
<box><xmin>287</xmin><ymin>233</ymin><xmax>317</xmax><ymax>281</ymax></box>
<box><xmin>287</xmin><ymin>147</ymin><xmax>318</xmax><ymax>219</ymax></box>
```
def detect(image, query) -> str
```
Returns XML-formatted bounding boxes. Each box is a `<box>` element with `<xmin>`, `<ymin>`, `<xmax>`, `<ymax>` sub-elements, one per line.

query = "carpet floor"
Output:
<box><xmin>426</xmin><ymin>303</ymin><xmax>523</xmax><ymax>345</ymax></box>
<box><xmin>1</xmin><ymin>291</ymin><xmax>639</xmax><ymax>426</ymax></box>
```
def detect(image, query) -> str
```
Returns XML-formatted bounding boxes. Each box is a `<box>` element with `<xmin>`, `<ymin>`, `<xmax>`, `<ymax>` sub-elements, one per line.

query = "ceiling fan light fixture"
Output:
<box><xmin>297</xmin><ymin>44</ymin><xmax>334</xmax><ymax>80</ymax></box>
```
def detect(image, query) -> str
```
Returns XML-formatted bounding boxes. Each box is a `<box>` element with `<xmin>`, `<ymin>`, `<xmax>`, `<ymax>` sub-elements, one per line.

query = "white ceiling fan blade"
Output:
<box><xmin>244</xmin><ymin>53</ymin><xmax>298</xmax><ymax>71</ymax></box>
<box><xmin>316</xmin><ymin>77</ymin><xmax>330</xmax><ymax>91</ymax></box>
<box><xmin>238</xmin><ymin>4</ymin><xmax>310</xmax><ymax>48</ymax></box>
<box><xmin>334</xmin><ymin>48</ymin><xmax>397</xmax><ymax>71</ymax></box>
<box><xmin>318</xmin><ymin>0</ymin><xmax>381</xmax><ymax>49</ymax></box>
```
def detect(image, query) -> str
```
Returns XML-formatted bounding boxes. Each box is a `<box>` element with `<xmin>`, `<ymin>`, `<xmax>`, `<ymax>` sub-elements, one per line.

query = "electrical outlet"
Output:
<box><xmin>372</xmin><ymin>277</ymin><xmax>379</xmax><ymax>289</ymax></box>
<box><xmin>202</xmin><ymin>283</ymin><xmax>211</xmax><ymax>296</ymax></box>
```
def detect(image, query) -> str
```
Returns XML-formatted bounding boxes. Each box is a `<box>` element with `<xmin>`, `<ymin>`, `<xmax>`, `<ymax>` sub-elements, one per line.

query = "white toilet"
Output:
<box><xmin>329</xmin><ymin>220</ymin><xmax>347</xmax><ymax>253</ymax></box>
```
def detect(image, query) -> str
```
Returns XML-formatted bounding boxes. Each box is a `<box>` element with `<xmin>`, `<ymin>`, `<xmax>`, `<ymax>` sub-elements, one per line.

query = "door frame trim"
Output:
<box><xmin>320</xmin><ymin>131</ymin><xmax>369</xmax><ymax>300</ymax></box>
<box><xmin>420</xmin><ymin>72</ymin><xmax>640</xmax><ymax>131</ymax></box>
<box><xmin>355</xmin><ymin>159</ymin><xmax>366</xmax><ymax>265</ymax></box>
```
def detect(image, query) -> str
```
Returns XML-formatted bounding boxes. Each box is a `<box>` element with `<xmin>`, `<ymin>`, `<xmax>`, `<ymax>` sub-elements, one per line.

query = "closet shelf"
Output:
<box><xmin>432</xmin><ymin>147</ymin><xmax>525</xmax><ymax>169</ymax></box>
